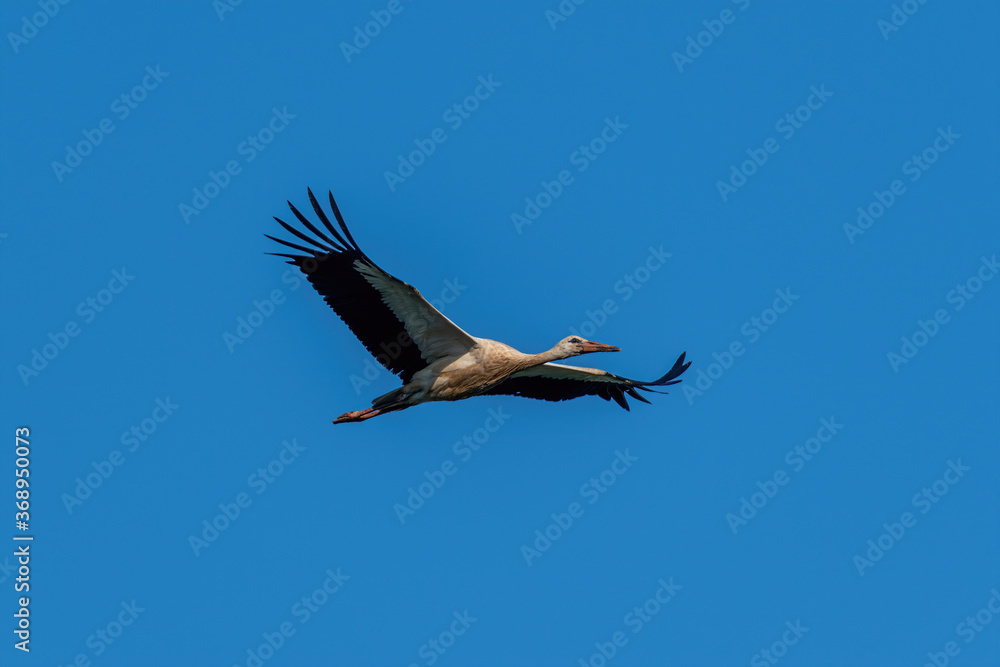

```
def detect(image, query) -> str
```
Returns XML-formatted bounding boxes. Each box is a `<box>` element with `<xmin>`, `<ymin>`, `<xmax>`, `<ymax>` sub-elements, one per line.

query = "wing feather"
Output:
<box><xmin>268</xmin><ymin>190</ymin><xmax>477</xmax><ymax>383</ymax></box>
<box><xmin>481</xmin><ymin>353</ymin><xmax>690</xmax><ymax>411</ymax></box>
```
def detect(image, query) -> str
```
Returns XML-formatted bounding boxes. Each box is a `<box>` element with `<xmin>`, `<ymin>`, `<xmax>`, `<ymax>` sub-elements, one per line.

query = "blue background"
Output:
<box><xmin>1</xmin><ymin>1</ymin><xmax>998</xmax><ymax>666</ymax></box>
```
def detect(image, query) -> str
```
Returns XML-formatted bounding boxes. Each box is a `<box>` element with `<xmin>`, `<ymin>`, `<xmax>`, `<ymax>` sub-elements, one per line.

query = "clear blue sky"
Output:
<box><xmin>1</xmin><ymin>2</ymin><xmax>998</xmax><ymax>666</ymax></box>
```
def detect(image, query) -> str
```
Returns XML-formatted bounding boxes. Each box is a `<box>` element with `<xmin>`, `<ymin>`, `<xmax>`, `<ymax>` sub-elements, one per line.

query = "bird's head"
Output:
<box><xmin>556</xmin><ymin>336</ymin><xmax>621</xmax><ymax>357</ymax></box>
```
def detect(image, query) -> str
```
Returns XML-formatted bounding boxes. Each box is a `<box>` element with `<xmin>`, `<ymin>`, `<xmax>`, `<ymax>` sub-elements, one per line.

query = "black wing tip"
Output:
<box><xmin>655</xmin><ymin>351</ymin><xmax>690</xmax><ymax>384</ymax></box>
<box><xmin>268</xmin><ymin>191</ymin><xmax>362</xmax><ymax>260</ymax></box>
<box><xmin>327</xmin><ymin>190</ymin><xmax>363</xmax><ymax>252</ymax></box>
<box><xmin>622</xmin><ymin>351</ymin><xmax>690</xmax><ymax>404</ymax></box>
<box><xmin>611</xmin><ymin>391</ymin><xmax>630</xmax><ymax>411</ymax></box>
<box><xmin>626</xmin><ymin>387</ymin><xmax>652</xmax><ymax>405</ymax></box>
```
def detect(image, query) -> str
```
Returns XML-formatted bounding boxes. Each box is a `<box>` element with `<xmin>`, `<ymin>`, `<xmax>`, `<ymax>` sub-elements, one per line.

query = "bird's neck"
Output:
<box><xmin>518</xmin><ymin>346</ymin><xmax>569</xmax><ymax>371</ymax></box>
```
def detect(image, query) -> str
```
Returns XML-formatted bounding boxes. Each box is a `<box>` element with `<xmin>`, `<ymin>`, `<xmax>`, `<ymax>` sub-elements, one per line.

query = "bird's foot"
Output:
<box><xmin>333</xmin><ymin>408</ymin><xmax>381</xmax><ymax>424</ymax></box>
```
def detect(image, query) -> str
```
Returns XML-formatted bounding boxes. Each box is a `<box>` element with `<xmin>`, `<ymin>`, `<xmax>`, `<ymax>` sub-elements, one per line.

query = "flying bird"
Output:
<box><xmin>267</xmin><ymin>190</ymin><xmax>690</xmax><ymax>423</ymax></box>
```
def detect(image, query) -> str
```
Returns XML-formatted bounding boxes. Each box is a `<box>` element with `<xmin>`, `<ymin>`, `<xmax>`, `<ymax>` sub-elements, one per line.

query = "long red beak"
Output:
<box><xmin>581</xmin><ymin>340</ymin><xmax>621</xmax><ymax>353</ymax></box>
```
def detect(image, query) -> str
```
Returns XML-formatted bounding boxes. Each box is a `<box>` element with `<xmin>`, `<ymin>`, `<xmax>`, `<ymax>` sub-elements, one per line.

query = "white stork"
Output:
<box><xmin>267</xmin><ymin>190</ymin><xmax>690</xmax><ymax>423</ymax></box>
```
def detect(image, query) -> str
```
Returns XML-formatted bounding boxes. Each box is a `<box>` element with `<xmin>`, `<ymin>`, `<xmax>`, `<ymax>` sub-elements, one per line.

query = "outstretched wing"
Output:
<box><xmin>267</xmin><ymin>189</ymin><xmax>477</xmax><ymax>383</ymax></box>
<box><xmin>481</xmin><ymin>353</ymin><xmax>690</xmax><ymax>411</ymax></box>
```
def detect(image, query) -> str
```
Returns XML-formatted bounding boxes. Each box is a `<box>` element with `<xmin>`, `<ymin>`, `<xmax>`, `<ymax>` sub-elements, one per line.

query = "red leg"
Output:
<box><xmin>333</xmin><ymin>404</ymin><xmax>408</xmax><ymax>424</ymax></box>
<box><xmin>333</xmin><ymin>408</ymin><xmax>379</xmax><ymax>424</ymax></box>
